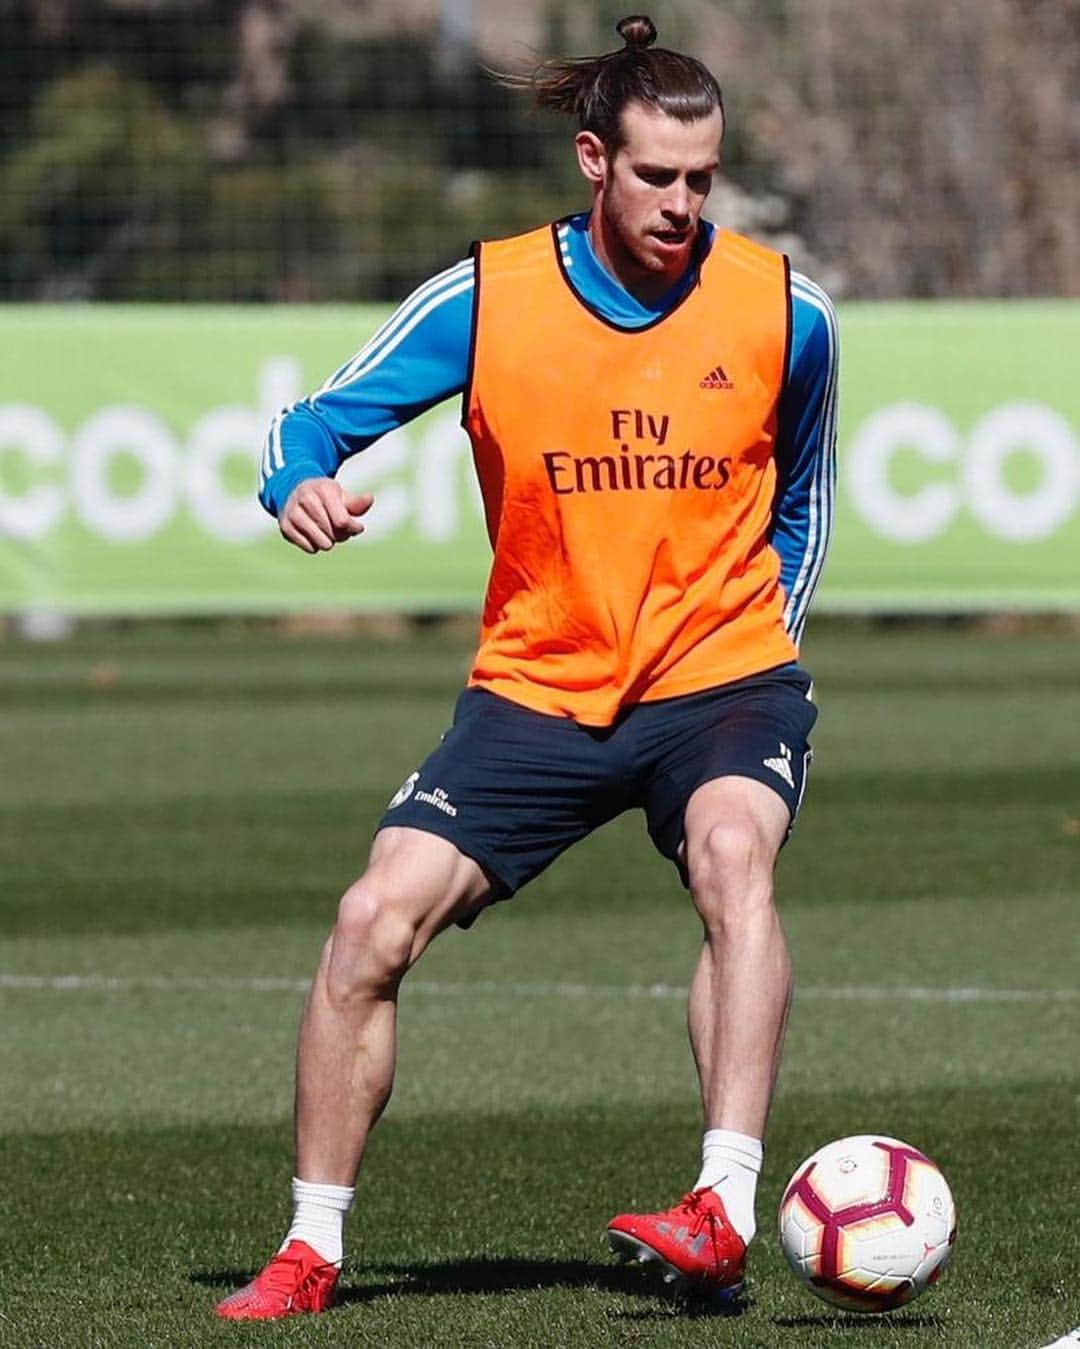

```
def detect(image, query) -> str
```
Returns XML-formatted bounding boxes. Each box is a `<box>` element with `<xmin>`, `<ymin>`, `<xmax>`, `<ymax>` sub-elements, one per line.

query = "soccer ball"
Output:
<box><xmin>777</xmin><ymin>1134</ymin><xmax>956</xmax><ymax>1313</ymax></box>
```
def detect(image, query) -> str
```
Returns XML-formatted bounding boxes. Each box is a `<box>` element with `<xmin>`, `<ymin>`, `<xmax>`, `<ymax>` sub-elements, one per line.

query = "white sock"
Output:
<box><xmin>279</xmin><ymin>1177</ymin><xmax>355</xmax><ymax>1267</ymax></box>
<box><xmin>694</xmin><ymin>1128</ymin><xmax>763</xmax><ymax>1245</ymax></box>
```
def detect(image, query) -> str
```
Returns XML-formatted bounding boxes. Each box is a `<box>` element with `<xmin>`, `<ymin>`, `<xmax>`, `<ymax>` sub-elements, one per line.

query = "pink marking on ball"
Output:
<box><xmin>788</xmin><ymin>1141</ymin><xmax>931</xmax><ymax>1283</ymax></box>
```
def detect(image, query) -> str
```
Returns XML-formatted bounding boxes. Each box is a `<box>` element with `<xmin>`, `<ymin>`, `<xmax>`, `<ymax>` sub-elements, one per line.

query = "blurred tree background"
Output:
<box><xmin>0</xmin><ymin>0</ymin><xmax>1076</xmax><ymax>302</ymax></box>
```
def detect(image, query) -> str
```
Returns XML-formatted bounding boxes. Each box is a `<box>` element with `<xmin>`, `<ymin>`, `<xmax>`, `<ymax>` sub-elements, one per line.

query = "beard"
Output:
<box><xmin>599</xmin><ymin>187</ymin><xmax>694</xmax><ymax>281</ymax></box>
<box><xmin>600</xmin><ymin>197</ymin><xmax>668</xmax><ymax>277</ymax></box>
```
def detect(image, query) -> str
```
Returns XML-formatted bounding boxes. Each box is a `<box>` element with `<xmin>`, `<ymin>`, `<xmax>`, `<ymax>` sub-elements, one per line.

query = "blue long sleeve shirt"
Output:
<box><xmin>260</xmin><ymin>213</ymin><xmax>838</xmax><ymax>642</ymax></box>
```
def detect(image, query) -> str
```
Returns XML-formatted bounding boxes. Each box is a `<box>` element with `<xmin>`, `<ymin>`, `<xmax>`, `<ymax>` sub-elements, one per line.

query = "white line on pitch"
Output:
<box><xmin>0</xmin><ymin>973</ymin><xmax>1076</xmax><ymax>1004</ymax></box>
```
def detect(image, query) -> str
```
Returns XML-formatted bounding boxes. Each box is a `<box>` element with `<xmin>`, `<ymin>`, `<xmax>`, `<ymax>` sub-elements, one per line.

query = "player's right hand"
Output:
<box><xmin>279</xmin><ymin>478</ymin><xmax>374</xmax><ymax>554</ymax></box>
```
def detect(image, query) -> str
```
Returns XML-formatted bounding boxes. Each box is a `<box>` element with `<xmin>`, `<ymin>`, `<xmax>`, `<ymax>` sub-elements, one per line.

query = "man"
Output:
<box><xmin>217</xmin><ymin>13</ymin><xmax>837</xmax><ymax>1320</ymax></box>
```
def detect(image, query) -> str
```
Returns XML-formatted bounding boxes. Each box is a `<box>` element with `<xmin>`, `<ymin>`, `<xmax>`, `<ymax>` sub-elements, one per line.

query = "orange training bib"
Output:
<box><xmin>464</xmin><ymin>221</ymin><xmax>796</xmax><ymax>725</ymax></box>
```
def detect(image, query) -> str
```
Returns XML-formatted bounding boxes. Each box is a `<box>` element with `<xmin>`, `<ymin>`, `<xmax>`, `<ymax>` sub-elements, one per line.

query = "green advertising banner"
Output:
<box><xmin>833</xmin><ymin>302</ymin><xmax>1078</xmax><ymax>610</ymax></box>
<box><xmin>0</xmin><ymin>302</ymin><xmax>1077</xmax><ymax>615</ymax></box>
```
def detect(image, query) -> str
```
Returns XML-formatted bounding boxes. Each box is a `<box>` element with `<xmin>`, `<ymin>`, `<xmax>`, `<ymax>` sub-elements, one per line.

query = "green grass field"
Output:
<box><xmin>1</xmin><ymin>620</ymin><xmax>1077</xmax><ymax>1348</ymax></box>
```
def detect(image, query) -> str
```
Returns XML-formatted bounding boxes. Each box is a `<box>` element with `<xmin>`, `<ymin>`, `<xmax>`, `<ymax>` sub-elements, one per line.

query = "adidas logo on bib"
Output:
<box><xmin>699</xmin><ymin>363</ymin><xmax>733</xmax><ymax>390</ymax></box>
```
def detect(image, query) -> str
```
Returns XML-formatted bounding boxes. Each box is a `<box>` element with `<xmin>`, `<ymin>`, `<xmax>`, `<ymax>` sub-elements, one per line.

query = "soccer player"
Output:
<box><xmin>217</xmin><ymin>14</ymin><xmax>837</xmax><ymax>1320</ymax></box>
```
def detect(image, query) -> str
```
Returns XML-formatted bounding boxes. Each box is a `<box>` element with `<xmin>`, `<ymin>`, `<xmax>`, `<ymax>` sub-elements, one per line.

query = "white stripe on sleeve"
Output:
<box><xmin>315</xmin><ymin>259</ymin><xmax>474</xmax><ymax>398</ymax></box>
<box><xmin>783</xmin><ymin>274</ymin><xmax>839</xmax><ymax>642</ymax></box>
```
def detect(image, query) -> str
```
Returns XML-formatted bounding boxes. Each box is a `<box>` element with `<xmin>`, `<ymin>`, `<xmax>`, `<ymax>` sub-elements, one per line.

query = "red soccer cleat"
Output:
<box><xmin>214</xmin><ymin>1239</ymin><xmax>339</xmax><ymax>1321</ymax></box>
<box><xmin>607</xmin><ymin>1188</ymin><xmax>747</xmax><ymax>1298</ymax></box>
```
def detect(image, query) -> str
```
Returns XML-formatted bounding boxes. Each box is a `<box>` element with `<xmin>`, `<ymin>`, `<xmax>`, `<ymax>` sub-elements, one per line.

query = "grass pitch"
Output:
<box><xmin>1</xmin><ymin>620</ymin><xmax>1076</xmax><ymax>1347</ymax></box>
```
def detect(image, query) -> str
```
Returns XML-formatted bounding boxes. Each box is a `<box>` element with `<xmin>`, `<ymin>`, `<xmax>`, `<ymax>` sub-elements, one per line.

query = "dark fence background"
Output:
<box><xmin>1</xmin><ymin>0</ymin><xmax>1077</xmax><ymax>303</ymax></box>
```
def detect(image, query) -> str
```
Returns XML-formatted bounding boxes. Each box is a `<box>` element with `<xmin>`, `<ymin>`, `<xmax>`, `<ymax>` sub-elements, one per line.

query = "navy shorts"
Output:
<box><xmin>377</xmin><ymin>664</ymin><xmax>817</xmax><ymax>900</ymax></box>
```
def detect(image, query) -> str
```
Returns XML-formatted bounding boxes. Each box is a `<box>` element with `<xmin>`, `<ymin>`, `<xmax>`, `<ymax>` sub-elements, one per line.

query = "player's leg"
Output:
<box><xmin>608</xmin><ymin>779</ymin><xmax>788</xmax><ymax>1298</ymax></box>
<box><xmin>218</xmin><ymin>685</ymin><xmax>622</xmax><ymax>1320</ymax></box>
<box><xmin>684</xmin><ymin>775</ymin><xmax>792</xmax><ymax>1134</ymax></box>
<box><xmin>216</xmin><ymin>826</ymin><xmax>492</xmax><ymax>1321</ymax></box>
<box><xmin>294</xmin><ymin>825</ymin><xmax>491</xmax><ymax>1184</ymax></box>
<box><xmin>682</xmin><ymin>775</ymin><xmax>792</xmax><ymax>1230</ymax></box>
<box><xmin>608</xmin><ymin>668</ymin><xmax>815</xmax><ymax>1296</ymax></box>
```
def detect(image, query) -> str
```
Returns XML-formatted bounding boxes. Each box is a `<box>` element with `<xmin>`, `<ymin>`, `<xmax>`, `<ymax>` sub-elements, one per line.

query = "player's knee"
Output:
<box><xmin>689</xmin><ymin>816</ymin><xmax>758</xmax><ymax>886</ymax></box>
<box><xmin>687</xmin><ymin>817</ymin><xmax>776</xmax><ymax>925</ymax></box>
<box><xmin>327</xmin><ymin>877</ymin><xmax>417</xmax><ymax>999</ymax></box>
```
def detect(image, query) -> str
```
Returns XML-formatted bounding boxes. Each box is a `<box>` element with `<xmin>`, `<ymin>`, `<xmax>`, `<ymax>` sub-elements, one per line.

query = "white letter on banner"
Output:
<box><xmin>336</xmin><ymin>427</ymin><xmax>411</xmax><ymax>541</ymax></box>
<box><xmin>187</xmin><ymin>355</ymin><xmax>300</xmax><ymax>541</ymax></box>
<box><xmin>964</xmin><ymin>402</ymin><xmax>1079</xmax><ymax>542</ymax></box>
<box><xmin>415</xmin><ymin>412</ymin><xmax>482</xmax><ymax>541</ymax></box>
<box><xmin>186</xmin><ymin>406</ymin><xmax>273</xmax><ymax>543</ymax></box>
<box><xmin>259</xmin><ymin>357</ymin><xmax>301</xmax><ymax>421</ymax></box>
<box><xmin>0</xmin><ymin>405</ymin><xmax>65</xmax><ymax>540</ymax></box>
<box><xmin>72</xmin><ymin>406</ymin><xmax>178</xmax><ymax>542</ymax></box>
<box><xmin>847</xmin><ymin>402</ymin><xmax>961</xmax><ymax>543</ymax></box>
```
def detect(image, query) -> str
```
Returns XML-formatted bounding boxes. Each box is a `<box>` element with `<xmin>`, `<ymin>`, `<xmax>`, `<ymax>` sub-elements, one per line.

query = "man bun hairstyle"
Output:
<box><xmin>508</xmin><ymin>14</ymin><xmax>723</xmax><ymax>152</ymax></box>
<box><xmin>615</xmin><ymin>14</ymin><xmax>658</xmax><ymax>49</ymax></box>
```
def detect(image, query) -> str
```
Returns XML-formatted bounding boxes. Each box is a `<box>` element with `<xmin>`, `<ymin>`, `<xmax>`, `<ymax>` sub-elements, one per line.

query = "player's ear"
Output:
<box><xmin>575</xmin><ymin>130</ymin><xmax>608</xmax><ymax>188</ymax></box>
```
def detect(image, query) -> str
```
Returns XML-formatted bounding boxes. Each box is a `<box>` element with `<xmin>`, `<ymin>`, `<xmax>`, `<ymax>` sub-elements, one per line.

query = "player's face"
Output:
<box><xmin>578</xmin><ymin>100</ymin><xmax>723</xmax><ymax>299</ymax></box>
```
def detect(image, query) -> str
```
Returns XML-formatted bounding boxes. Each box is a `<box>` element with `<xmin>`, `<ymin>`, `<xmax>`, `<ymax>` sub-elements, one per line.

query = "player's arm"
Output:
<box><xmin>259</xmin><ymin>257</ymin><xmax>475</xmax><ymax>552</ymax></box>
<box><xmin>769</xmin><ymin>273</ymin><xmax>839</xmax><ymax>644</ymax></box>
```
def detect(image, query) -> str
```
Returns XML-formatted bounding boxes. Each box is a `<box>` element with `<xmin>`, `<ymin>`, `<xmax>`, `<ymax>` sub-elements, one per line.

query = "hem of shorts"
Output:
<box><xmin>685</xmin><ymin>764</ymin><xmax>801</xmax><ymax>832</ymax></box>
<box><xmin>374</xmin><ymin>814</ymin><xmax>515</xmax><ymax>901</ymax></box>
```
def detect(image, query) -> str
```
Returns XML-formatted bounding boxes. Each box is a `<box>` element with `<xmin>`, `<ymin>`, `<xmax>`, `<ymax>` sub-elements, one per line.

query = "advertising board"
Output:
<box><xmin>1</xmin><ymin>303</ymin><xmax>1076</xmax><ymax>614</ymax></box>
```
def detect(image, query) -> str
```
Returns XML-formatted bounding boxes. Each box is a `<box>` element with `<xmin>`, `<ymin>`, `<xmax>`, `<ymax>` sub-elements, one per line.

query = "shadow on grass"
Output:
<box><xmin>192</xmin><ymin>1256</ymin><xmax>746</xmax><ymax>1318</ymax></box>
<box><xmin>773</xmin><ymin>1312</ymin><xmax>944</xmax><ymax>1333</ymax></box>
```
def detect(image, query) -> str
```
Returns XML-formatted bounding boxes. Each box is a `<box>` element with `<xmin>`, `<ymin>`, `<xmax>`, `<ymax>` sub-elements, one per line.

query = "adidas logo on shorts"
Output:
<box><xmin>763</xmin><ymin>742</ymin><xmax>795</xmax><ymax>789</ymax></box>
